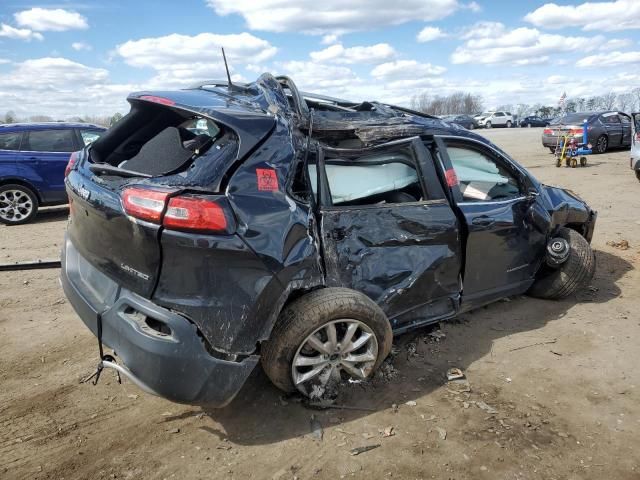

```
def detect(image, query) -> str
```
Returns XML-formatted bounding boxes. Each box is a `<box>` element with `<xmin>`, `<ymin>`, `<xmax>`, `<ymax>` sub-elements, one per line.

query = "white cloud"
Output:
<box><xmin>452</xmin><ymin>22</ymin><xmax>597</xmax><ymax>65</ymax></box>
<box><xmin>465</xmin><ymin>1</ymin><xmax>482</xmax><ymax>12</ymax></box>
<box><xmin>115</xmin><ymin>32</ymin><xmax>277</xmax><ymax>87</ymax></box>
<box><xmin>0</xmin><ymin>23</ymin><xmax>43</xmax><ymax>41</ymax></box>
<box><xmin>371</xmin><ymin>60</ymin><xmax>446</xmax><ymax>79</ymax></box>
<box><xmin>416</xmin><ymin>26</ymin><xmax>447</xmax><ymax>42</ymax></box>
<box><xmin>576</xmin><ymin>50</ymin><xmax>640</xmax><ymax>67</ymax></box>
<box><xmin>525</xmin><ymin>0</ymin><xmax>640</xmax><ymax>32</ymax></box>
<box><xmin>279</xmin><ymin>61</ymin><xmax>359</xmax><ymax>92</ymax></box>
<box><xmin>0</xmin><ymin>57</ymin><xmax>134</xmax><ymax>117</ymax></box>
<box><xmin>600</xmin><ymin>38</ymin><xmax>633</xmax><ymax>50</ymax></box>
<box><xmin>321</xmin><ymin>34</ymin><xmax>339</xmax><ymax>45</ymax></box>
<box><xmin>72</xmin><ymin>42</ymin><xmax>92</xmax><ymax>51</ymax></box>
<box><xmin>310</xmin><ymin>43</ymin><xmax>395</xmax><ymax>64</ymax></box>
<box><xmin>14</xmin><ymin>8</ymin><xmax>88</xmax><ymax>32</ymax></box>
<box><xmin>206</xmin><ymin>0</ymin><xmax>461</xmax><ymax>34</ymax></box>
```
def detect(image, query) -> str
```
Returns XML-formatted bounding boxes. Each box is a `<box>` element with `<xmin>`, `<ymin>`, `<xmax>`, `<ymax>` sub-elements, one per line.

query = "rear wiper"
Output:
<box><xmin>89</xmin><ymin>163</ymin><xmax>152</xmax><ymax>178</ymax></box>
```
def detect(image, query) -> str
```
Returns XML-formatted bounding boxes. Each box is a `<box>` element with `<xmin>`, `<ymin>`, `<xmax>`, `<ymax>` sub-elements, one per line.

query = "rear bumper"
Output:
<box><xmin>60</xmin><ymin>235</ymin><xmax>258</xmax><ymax>407</ymax></box>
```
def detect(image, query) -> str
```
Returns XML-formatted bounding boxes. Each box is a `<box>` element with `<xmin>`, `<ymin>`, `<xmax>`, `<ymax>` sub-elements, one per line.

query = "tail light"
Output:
<box><xmin>569</xmin><ymin>128</ymin><xmax>584</xmax><ymax>136</ymax></box>
<box><xmin>543</xmin><ymin>128</ymin><xmax>552</xmax><ymax>135</ymax></box>
<box><xmin>65</xmin><ymin>151</ymin><xmax>78</xmax><ymax>178</ymax></box>
<box><xmin>122</xmin><ymin>187</ymin><xmax>170</xmax><ymax>223</ymax></box>
<box><xmin>121</xmin><ymin>186</ymin><xmax>232</xmax><ymax>233</ymax></box>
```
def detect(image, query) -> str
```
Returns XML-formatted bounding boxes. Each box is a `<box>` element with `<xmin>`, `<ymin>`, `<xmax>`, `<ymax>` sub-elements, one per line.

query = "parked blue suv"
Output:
<box><xmin>0</xmin><ymin>122</ymin><xmax>106</xmax><ymax>224</ymax></box>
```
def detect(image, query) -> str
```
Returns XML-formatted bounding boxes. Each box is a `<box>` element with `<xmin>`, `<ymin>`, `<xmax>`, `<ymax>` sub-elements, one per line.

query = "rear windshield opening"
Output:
<box><xmin>90</xmin><ymin>101</ymin><xmax>230</xmax><ymax>177</ymax></box>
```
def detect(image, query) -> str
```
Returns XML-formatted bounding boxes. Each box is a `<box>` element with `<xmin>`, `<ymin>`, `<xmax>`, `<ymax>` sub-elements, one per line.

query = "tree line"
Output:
<box><xmin>410</xmin><ymin>89</ymin><xmax>640</xmax><ymax>119</ymax></box>
<box><xmin>0</xmin><ymin>111</ymin><xmax>123</xmax><ymax>127</ymax></box>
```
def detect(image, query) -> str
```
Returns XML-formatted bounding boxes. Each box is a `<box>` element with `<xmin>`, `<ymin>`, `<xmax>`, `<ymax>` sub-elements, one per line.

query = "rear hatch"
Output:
<box><xmin>65</xmin><ymin>91</ymin><xmax>275</xmax><ymax>298</ymax></box>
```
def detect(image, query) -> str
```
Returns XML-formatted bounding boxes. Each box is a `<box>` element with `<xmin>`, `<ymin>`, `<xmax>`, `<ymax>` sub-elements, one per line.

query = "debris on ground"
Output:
<box><xmin>405</xmin><ymin>400</ymin><xmax>417</xmax><ymax>407</ymax></box>
<box><xmin>168</xmin><ymin>428</ymin><xmax>180</xmax><ymax>434</ymax></box>
<box><xmin>446</xmin><ymin>368</ymin><xmax>471</xmax><ymax>394</ymax></box>
<box><xmin>434</xmin><ymin>427</ymin><xmax>447</xmax><ymax>440</ymax></box>
<box><xmin>427</xmin><ymin>330</ymin><xmax>446</xmax><ymax>342</ymax></box>
<box><xmin>446</xmin><ymin>368</ymin><xmax>465</xmax><ymax>381</ymax></box>
<box><xmin>474</xmin><ymin>400</ymin><xmax>498</xmax><ymax>414</ymax></box>
<box><xmin>381</xmin><ymin>426</ymin><xmax>395</xmax><ymax>437</ymax></box>
<box><xmin>310</xmin><ymin>415</ymin><xmax>323</xmax><ymax>441</ymax></box>
<box><xmin>376</xmin><ymin>360</ymin><xmax>399</xmax><ymax>381</ymax></box>
<box><xmin>349</xmin><ymin>444</ymin><xmax>381</xmax><ymax>456</ymax></box>
<box><xmin>607</xmin><ymin>239</ymin><xmax>630</xmax><ymax>250</ymax></box>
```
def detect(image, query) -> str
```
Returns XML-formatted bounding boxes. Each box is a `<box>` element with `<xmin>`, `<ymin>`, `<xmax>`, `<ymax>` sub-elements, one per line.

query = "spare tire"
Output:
<box><xmin>528</xmin><ymin>228</ymin><xmax>595</xmax><ymax>300</ymax></box>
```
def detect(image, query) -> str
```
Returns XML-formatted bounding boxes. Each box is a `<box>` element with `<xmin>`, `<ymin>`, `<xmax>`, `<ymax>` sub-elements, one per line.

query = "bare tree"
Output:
<box><xmin>600</xmin><ymin>92</ymin><xmax>617</xmax><ymax>110</ymax></box>
<box><xmin>616</xmin><ymin>93</ymin><xmax>634</xmax><ymax>113</ymax></box>
<box><xmin>411</xmin><ymin>91</ymin><xmax>483</xmax><ymax>116</ymax></box>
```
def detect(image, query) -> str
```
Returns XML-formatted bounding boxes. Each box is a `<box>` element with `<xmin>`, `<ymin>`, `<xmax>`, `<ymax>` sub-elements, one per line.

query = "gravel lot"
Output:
<box><xmin>1</xmin><ymin>127</ymin><xmax>639</xmax><ymax>480</ymax></box>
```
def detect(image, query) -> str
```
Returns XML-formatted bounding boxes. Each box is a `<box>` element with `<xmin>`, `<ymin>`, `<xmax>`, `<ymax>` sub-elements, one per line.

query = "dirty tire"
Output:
<box><xmin>260</xmin><ymin>288</ymin><xmax>393</xmax><ymax>394</ymax></box>
<box><xmin>528</xmin><ymin>228</ymin><xmax>596</xmax><ymax>300</ymax></box>
<box><xmin>0</xmin><ymin>184</ymin><xmax>39</xmax><ymax>225</ymax></box>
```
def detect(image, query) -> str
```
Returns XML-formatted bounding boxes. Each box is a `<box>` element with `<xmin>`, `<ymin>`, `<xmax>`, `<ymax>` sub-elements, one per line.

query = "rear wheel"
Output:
<box><xmin>580</xmin><ymin>156</ymin><xmax>587</xmax><ymax>167</ymax></box>
<box><xmin>468</xmin><ymin>123</ymin><xmax>474</xmax><ymax>130</ymax></box>
<box><xmin>528</xmin><ymin>228</ymin><xmax>595</xmax><ymax>300</ymax></box>
<box><xmin>0</xmin><ymin>184</ymin><xmax>39</xmax><ymax>225</ymax></box>
<box><xmin>595</xmin><ymin>135</ymin><xmax>608</xmax><ymax>154</ymax></box>
<box><xmin>549</xmin><ymin>147</ymin><xmax>556</xmax><ymax>154</ymax></box>
<box><xmin>527</xmin><ymin>123</ymin><xmax>532</xmax><ymax>128</ymax></box>
<box><xmin>506</xmin><ymin>120</ymin><xmax>512</xmax><ymax>128</ymax></box>
<box><xmin>261</xmin><ymin>288</ymin><xmax>392</xmax><ymax>397</ymax></box>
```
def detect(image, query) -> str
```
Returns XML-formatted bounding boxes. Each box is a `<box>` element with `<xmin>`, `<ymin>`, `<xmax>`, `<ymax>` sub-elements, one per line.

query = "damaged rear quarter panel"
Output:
<box><xmin>320</xmin><ymin>201</ymin><xmax>462</xmax><ymax>321</ymax></box>
<box><xmin>153</xmin><ymin>120</ymin><xmax>324</xmax><ymax>355</ymax></box>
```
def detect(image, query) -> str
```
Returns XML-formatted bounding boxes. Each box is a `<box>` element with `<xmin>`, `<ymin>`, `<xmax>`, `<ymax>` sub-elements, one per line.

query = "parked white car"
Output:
<box><xmin>474</xmin><ymin>111</ymin><xmax>514</xmax><ymax>128</ymax></box>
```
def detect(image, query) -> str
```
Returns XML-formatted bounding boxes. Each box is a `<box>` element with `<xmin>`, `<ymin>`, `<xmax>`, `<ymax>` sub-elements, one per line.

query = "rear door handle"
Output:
<box><xmin>472</xmin><ymin>215</ymin><xmax>495</xmax><ymax>227</ymax></box>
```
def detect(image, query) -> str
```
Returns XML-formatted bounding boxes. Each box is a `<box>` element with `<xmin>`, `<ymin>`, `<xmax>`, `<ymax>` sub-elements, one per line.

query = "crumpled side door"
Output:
<box><xmin>315</xmin><ymin>137</ymin><xmax>462</xmax><ymax>330</ymax></box>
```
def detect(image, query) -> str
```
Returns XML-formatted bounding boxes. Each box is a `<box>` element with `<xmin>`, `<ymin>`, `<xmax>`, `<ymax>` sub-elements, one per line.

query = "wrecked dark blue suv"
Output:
<box><xmin>61</xmin><ymin>74</ymin><xmax>596</xmax><ymax>407</ymax></box>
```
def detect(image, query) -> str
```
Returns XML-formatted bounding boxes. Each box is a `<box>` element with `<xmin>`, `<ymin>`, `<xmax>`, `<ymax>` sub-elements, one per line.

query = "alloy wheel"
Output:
<box><xmin>0</xmin><ymin>189</ymin><xmax>34</xmax><ymax>223</ymax></box>
<box><xmin>291</xmin><ymin>319</ymin><xmax>379</xmax><ymax>397</ymax></box>
<box><xmin>596</xmin><ymin>136</ymin><xmax>607</xmax><ymax>153</ymax></box>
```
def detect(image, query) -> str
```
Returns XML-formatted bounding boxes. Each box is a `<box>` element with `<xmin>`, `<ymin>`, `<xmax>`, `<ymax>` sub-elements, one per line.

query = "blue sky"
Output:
<box><xmin>0</xmin><ymin>0</ymin><xmax>639</xmax><ymax>117</ymax></box>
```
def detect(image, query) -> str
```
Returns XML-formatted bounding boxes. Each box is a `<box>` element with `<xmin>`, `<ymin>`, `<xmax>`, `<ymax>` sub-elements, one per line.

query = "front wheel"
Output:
<box><xmin>485</xmin><ymin>121</ymin><xmax>492</xmax><ymax>129</ymax></box>
<box><xmin>506</xmin><ymin>120</ymin><xmax>512</xmax><ymax>128</ymax></box>
<box><xmin>261</xmin><ymin>288</ymin><xmax>392</xmax><ymax>398</ymax></box>
<box><xmin>0</xmin><ymin>184</ymin><xmax>39</xmax><ymax>225</ymax></box>
<box><xmin>527</xmin><ymin>123</ymin><xmax>532</xmax><ymax>128</ymax></box>
<box><xmin>468</xmin><ymin>123</ymin><xmax>474</xmax><ymax>130</ymax></box>
<box><xmin>528</xmin><ymin>228</ymin><xmax>595</xmax><ymax>300</ymax></box>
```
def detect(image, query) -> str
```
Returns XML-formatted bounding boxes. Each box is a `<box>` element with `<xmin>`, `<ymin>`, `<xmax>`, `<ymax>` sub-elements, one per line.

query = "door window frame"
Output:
<box><xmin>22</xmin><ymin>128</ymin><xmax>79</xmax><ymax>153</ymax></box>
<box><xmin>0</xmin><ymin>131</ymin><xmax>24</xmax><ymax>152</ymax></box>
<box><xmin>433</xmin><ymin>135</ymin><xmax>532</xmax><ymax>206</ymax></box>
<box><xmin>315</xmin><ymin>137</ymin><xmax>447</xmax><ymax>210</ymax></box>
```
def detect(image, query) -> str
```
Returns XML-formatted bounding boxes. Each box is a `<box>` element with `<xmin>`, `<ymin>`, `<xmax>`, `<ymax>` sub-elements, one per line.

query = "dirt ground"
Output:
<box><xmin>1</xmin><ymin>128</ymin><xmax>639</xmax><ymax>480</ymax></box>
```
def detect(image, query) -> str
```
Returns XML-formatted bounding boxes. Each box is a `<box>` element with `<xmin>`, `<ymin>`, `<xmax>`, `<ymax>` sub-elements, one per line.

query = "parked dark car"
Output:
<box><xmin>519</xmin><ymin>116</ymin><xmax>551</xmax><ymax>128</ymax></box>
<box><xmin>61</xmin><ymin>74</ymin><xmax>597</xmax><ymax>407</ymax></box>
<box><xmin>441</xmin><ymin>114</ymin><xmax>478</xmax><ymax>130</ymax></box>
<box><xmin>542</xmin><ymin>111</ymin><xmax>632</xmax><ymax>154</ymax></box>
<box><xmin>0</xmin><ymin>122</ymin><xmax>105</xmax><ymax>224</ymax></box>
